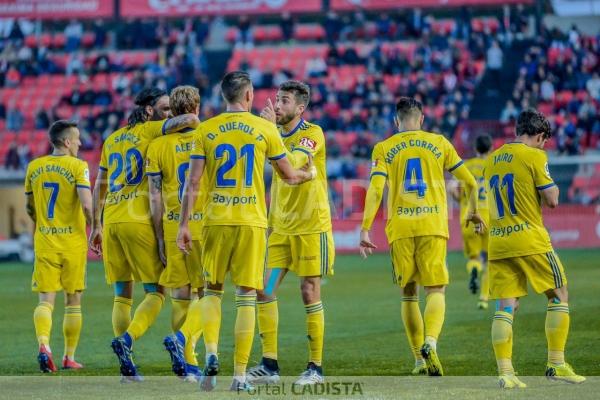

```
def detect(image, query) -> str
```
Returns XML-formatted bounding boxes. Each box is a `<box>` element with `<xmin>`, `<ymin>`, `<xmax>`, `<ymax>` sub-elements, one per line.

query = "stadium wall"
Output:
<box><xmin>0</xmin><ymin>187</ymin><xmax>32</xmax><ymax>240</ymax></box>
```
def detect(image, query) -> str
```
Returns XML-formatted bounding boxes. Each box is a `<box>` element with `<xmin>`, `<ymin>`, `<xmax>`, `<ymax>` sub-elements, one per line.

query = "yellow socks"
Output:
<box><xmin>401</xmin><ymin>296</ymin><xmax>424</xmax><ymax>364</ymax></box>
<box><xmin>257</xmin><ymin>299</ymin><xmax>279</xmax><ymax>360</ymax></box>
<box><xmin>424</xmin><ymin>292</ymin><xmax>445</xmax><ymax>348</ymax></box>
<box><xmin>466</xmin><ymin>259</ymin><xmax>482</xmax><ymax>274</ymax></box>
<box><xmin>33</xmin><ymin>302</ymin><xmax>53</xmax><ymax>347</ymax></box>
<box><xmin>126</xmin><ymin>292</ymin><xmax>164</xmax><ymax>341</ymax></box>
<box><xmin>171</xmin><ymin>298</ymin><xmax>190</xmax><ymax>332</ymax></box>
<box><xmin>480</xmin><ymin>268</ymin><xmax>490</xmax><ymax>301</ymax></box>
<box><xmin>492</xmin><ymin>311</ymin><xmax>514</xmax><ymax>375</ymax></box>
<box><xmin>546</xmin><ymin>301</ymin><xmax>570</xmax><ymax>365</ymax></box>
<box><xmin>305</xmin><ymin>301</ymin><xmax>324</xmax><ymax>366</ymax></box>
<box><xmin>63</xmin><ymin>305</ymin><xmax>82</xmax><ymax>359</ymax></box>
<box><xmin>180</xmin><ymin>298</ymin><xmax>203</xmax><ymax>366</ymax></box>
<box><xmin>200</xmin><ymin>289</ymin><xmax>223</xmax><ymax>356</ymax></box>
<box><xmin>112</xmin><ymin>296</ymin><xmax>132</xmax><ymax>336</ymax></box>
<box><xmin>234</xmin><ymin>294</ymin><xmax>257</xmax><ymax>377</ymax></box>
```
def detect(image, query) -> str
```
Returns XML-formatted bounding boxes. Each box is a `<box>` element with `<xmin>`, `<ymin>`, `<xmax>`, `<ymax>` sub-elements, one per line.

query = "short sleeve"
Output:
<box><xmin>369</xmin><ymin>143</ymin><xmax>388</xmax><ymax>179</ymax></box>
<box><xmin>190</xmin><ymin>127</ymin><xmax>206</xmax><ymax>160</ymax></box>
<box><xmin>76</xmin><ymin>161</ymin><xmax>91</xmax><ymax>189</ymax></box>
<box><xmin>99</xmin><ymin>142</ymin><xmax>108</xmax><ymax>171</ymax></box>
<box><xmin>144</xmin><ymin>119</ymin><xmax>168</xmax><ymax>140</ymax></box>
<box><xmin>443</xmin><ymin>138</ymin><xmax>464</xmax><ymax>172</ymax></box>
<box><xmin>266</xmin><ymin>125</ymin><xmax>287</xmax><ymax>161</ymax></box>
<box><xmin>293</xmin><ymin>126</ymin><xmax>324</xmax><ymax>158</ymax></box>
<box><xmin>145</xmin><ymin>141</ymin><xmax>162</xmax><ymax>176</ymax></box>
<box><xmin>24</xmin><ymin>164</ymin><xmax>32</xmax><ymax>195</ymax></box>
<box><xmin>532</xmin><ymin>151</ymin><xmax>555</xmax><ymax>190</ymax></box>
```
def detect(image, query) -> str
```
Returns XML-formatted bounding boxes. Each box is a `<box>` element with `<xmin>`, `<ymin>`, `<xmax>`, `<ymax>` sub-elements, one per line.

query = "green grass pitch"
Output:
<box><xmin>0</xmin><ymin>249</ymin><xmax>598</xmax><ymax>398</ymax></box>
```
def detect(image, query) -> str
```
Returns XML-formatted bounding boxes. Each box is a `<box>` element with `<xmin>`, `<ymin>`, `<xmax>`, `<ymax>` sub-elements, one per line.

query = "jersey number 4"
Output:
<box><xmin>403</xmin><ymin>158</ymin><xmax>427</xmax><ymax>197</ymax></box>
<box><xmin>489</xmin><ymin>173</ymin><xmax>517</xmax><ymax>218</ymax></box>
<box><xmin>215</xmin><ymin>143</ymin><xmax>255</xmax><ymax>188</ymax></box>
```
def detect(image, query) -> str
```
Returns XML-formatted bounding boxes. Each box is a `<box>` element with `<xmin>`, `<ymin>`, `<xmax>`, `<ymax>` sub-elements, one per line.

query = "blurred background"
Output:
<box><xmin>0</xmin><ymin>0</ymin><xmax>599</xmax><ymax>260</ymax></box>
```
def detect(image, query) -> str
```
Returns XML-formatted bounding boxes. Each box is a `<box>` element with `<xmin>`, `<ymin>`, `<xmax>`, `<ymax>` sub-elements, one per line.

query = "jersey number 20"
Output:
<box><xmin>108</xmin><ymin>148</ymin><xmax>144</xmax><ymax>192</ymax></box>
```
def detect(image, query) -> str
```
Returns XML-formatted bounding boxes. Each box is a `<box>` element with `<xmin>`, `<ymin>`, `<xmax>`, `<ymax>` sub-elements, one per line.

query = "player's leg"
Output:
<box><xmin>62</xmin><ymin>291</ymin><xmax>83</xmax><ymax>369</ymax></box>
<box><xmin>124</xmin><ymin>283</ymin><xmax>165</xmax><ymax>342</ymax></box>
<box><xmin>171</xmin><ymin>285</ymin><xmax>192</xmax><ymax>332</ymax></box>
<box><xmin>112</xmin><ymin>281</ymin><xmax>133</xmax><ymax>336</ymax></box>
<box><xmin>401</xmin><ymin>282</ymin><xmax>425</xmax><ymax>375</ymax></box>
<box><xmin>478</xmin><ymin>251</ymin><xmax>489</xmax><ymax>310</ymax></box>
<box><xmin>34</xmin><ymin>291</ymin><xmax>57</xmax><ymax>373</ymax></box>
<box><xmin>233</xmin><ymin>285</ymin><xmax>258</xmax><ymax>388</ymax></box>
<box><xmin>463</xmin><ymin>231</ymin><xmax>482</xmax><ymax>295</ymax></box>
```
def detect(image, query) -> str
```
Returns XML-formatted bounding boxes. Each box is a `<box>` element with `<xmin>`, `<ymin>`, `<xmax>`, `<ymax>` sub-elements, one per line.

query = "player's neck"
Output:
<box><xmin>282</xmin><ymin>117</ymin><xmax>302</xmax><ymax>134</ymax></box>
<box><xmin>52</xmin><ymin>148</ymin><xmax>70</xmax><ymax>157</ymax></box>
<box><xmin>513</xmin><ymin>136</ymin><xmax>537</xmax><ymax>148</ymax></box>
<box><xmin>226</xmin><ymin>102</ymin><xmax>248</xmax><ymax>113</ymax></box>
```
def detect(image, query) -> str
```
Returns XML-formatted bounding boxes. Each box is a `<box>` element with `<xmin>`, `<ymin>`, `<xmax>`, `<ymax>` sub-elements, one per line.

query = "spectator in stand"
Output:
<box><xmin>409</xmin><ymin>8</ymin><xmax>425</xmax><ymax>37</ymax></box>
<box><xmin>17</xmin><ymin>143</ymin><xmax>32</xmax><ymax>167</ymax></box>
<box><xmin>5</xmin><ymin>65</ymin><xmax>20</xmax><ymax>87</ymax></box>
<box><xmin>66</xmin><ymin>52</ymin><xmax>84</xmax><ymax>76</ymax></box>
<box><xmin>0</xmin><ymin>102</ymin><xmax>5</xmax><ymax>119</ymax></box>
<box><xmin>4</xmin><ymin>141</ymin><xmax>19</xmax><ymax>170</ymax></box>
<box><xmin>500</xmin><ymin>100</ymin><xmax>519</xmax><ymax>123</ymax></box>
<box><xmin>34</xmin><ymin>109</ymin><xmax>50</xmax><ymax>129</ymax></box>
<box><xmin>6</xmin><ymin>101</ymin><xmax>24</xmax><ymax>132</ymax></box>
<box><xmin>65</xmin><ymin>19</ymin><xmax>83</xmax><ymax>52</ymax></box>
<box><xmin>587</xmin><ymin>72</ymin><xmax>600</xmax><ymax>100</ymax></box>
<box><xmin>280</xmin><ymin>12</ymin><xmax>295</xmax><ymax>43</ymax></box>
<box><xmin>324</xmin><ymin>11</ymin><xmax>341</xmax><ymax>45</ymax></box>
<box><xmin>305</xmin><ymin>56</ymin><xmax>327</xmax><ymax>78</ymax></box>
<box><xmin>236</xmin><ymin>15</ymin><xmax>254</xmax><ymax>48</ymax></box>
<box><xmin>486</xmin><ymin>40</ymin><xmax>503</xmax><ymax>94</ymax></box>
<box><xmin>194</xmin><ymin>16</ymin><xmax>211</xmax><ymax>45</ymax></box>
<box><xmin>93</xmin><ymin>19</ymin><xmax>107</xmax><ymax>48</ymax></box>
<box><xmin>571</xmin><ymin>187</ymin><xmax>592</xmax><ymax>205</ymax></box>
<box><xmin>94</xmin><ymin>83</ymin><xmax>113</xmax><ymax>106</ymax></box>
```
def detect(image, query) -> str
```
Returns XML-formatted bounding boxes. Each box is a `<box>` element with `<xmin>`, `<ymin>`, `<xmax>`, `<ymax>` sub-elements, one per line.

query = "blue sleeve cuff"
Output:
<box><xmin>292</xmin><ymin>148</ymin><xmax>312</xmax><ymax>157</ymax></box>
<box><xmin>536</xmin><ymin>182</ymin><xmax>556</xmax><ymax>190</ymax></box>
<box><xmin>448</xmin><ymin>160</ymin><xmax>464</xmax><ymax>172</ymax></box>
<box><xmin>370</xmin><ymin>172</ymin><xmax>388</xmax><ymax>179</ymax></box>
<box><xmin>146</xmin><ymin>172</ymin><xmax>162</xmax><ymax>176</ymax></box>
<box><xmin>76</xmin><ymin>184</ymin><xmax>90</xmax><ymax>189</ymax></box>
<box><xmin>190</xmin><ymin>155</ymin><xmax>206</xmax><ymax>160</ymax></box>
<box><xmin>269</xmin><ymin>153</ymin><xmax>287</xmax><ymax>161</ymax></box>
<box><xmin>98</xmin><ymin>166</ymin><xmax>108</xmax><ymax>171</ymax></box>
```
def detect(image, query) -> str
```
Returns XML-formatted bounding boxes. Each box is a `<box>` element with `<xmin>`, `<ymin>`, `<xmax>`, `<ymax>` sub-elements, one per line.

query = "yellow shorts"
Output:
<box><xmin>32</xmin><ymin>250</ymin><xmax>87</xmax><ymax>294</ymax></box>
<box><xmin>390</xmin><ymin>236</ymin><xmax>448</xmax><ymax>288</ymax></box>
<box><xmin>489</xmin><ymin>251</ymin><xmax>567</xmax><ymax>299</ymax></box>
<box><xmin>267</xmin><ymin>231</ymin><xmax>335</xmax><ymax>277</ymax></box>
<box><xmin>202</xmin><ymin>225</ymin><xmax>266</xmax><ymax>289</ymax></box>
<box><xmin>103</xmin><ymin>223</ymin><xmax>163</xmax><ymax>284</ymax></box>
<box><xmin>461</xmin><ymin>226</ymin><xmax>489</xmax><ymax>259</ymax></box>
<box><xmin>160</xmin><ymin>239</ymin><xmax>204</xmax><ymax>289</ymax></box>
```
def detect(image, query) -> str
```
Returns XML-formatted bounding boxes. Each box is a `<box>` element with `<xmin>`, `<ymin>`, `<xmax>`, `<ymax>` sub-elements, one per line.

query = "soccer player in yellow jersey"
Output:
<box><xmin>177</xmin><ymin>71</ymin><xmax>316</xmax><ymax>391</ymax></box>
<box><xmin>25</xmin><ymin>120</ymin><xmax>92</xmax><ymax>372</ymax></box>
<box><xmin>360</xmin><ymin>97</ymin><xmax>484</xmax><ymax>376</ymax></box>
<box><xmin>146</xmin><ymin>85</ymin><xmax>206</xmax><ymax>380</ymax></box>
<box><xmin>88</xmin><ymin>87</ymin><xmax>199</xmax><ymax>379</ymax></box>
<box><xmin>246</xmin><ymin>81</ymin><xmax>334</xmax><ymax>386</ymax></box>
<box><xmin>451</xmin><ymin>134</ymin><xmax>492</xmax><ymax>309</ymax></box>
<box><xmin>484</xmin><ymin>109</ymin><xmax>585</xmax><ymax>388</ymax></box>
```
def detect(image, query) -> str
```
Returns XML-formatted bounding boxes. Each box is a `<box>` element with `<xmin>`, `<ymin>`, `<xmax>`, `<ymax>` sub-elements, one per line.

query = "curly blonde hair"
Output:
<box><xmin>170</xmin><ymin>85</ymin><xmax>200</xmax><ymax>116</ymax></box>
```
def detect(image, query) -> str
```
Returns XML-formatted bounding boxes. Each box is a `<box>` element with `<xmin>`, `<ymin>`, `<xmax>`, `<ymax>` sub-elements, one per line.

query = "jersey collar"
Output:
<box><xmin>281</xmin><ymin>118</ymin><xmax>304</xmax><ymax>138</ymax></box>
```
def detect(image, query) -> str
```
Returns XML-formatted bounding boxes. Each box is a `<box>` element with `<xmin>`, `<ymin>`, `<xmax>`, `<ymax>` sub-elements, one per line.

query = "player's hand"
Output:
<box><xmin>89</xmin><ymin>228</ymin><xmax>103</xmax><ymax>256</ymax></box>
<box><xmin>157</xmin><ymin>239</ymin><xmax>167</xmax><ymax>267</ymax></box>
<box><xmin>260</xmin><ymin>98</ymin><xmax>277</xmax><ymax>124</ymax></box>
<box><xmin>359</xmin><ymin>230</ymin><xmax>377</xmax><ymax>259</ymax></box>
<box><xmin>177</xmin><ymin>226</ymin><xmax>192</xmax><ymax>255</ymax></box>
<box><xmin>466</xmin><ymin>212</ymin><xmax>487</xmax><ymax>235</ymax></box>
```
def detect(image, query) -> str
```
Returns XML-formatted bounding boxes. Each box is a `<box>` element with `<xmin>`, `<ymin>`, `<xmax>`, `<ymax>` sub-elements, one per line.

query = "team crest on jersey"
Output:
<box><xmin>544</xmin><ymin>162</ymin><xmax>551</xmax><ymax>178</ymax></box>
<box><xmin>299</xmin><ymin>137</ymin><xmax>316</xmax><ymax>150</ymax></box>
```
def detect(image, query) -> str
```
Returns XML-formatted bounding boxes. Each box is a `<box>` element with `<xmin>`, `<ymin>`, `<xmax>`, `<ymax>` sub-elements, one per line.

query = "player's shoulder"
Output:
<box><xmin>298</xmin><ymin>119</ymin><xmax>325</xmax><ymax>138</ymax></box>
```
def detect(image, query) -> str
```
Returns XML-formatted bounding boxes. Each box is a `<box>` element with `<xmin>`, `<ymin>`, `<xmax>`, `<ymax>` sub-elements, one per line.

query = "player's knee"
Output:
<box><xmin>424</xmin><ymin>285</ymin><xmax>445</xmax><ymax>294</ymax></box>
<box><xmin>143</xmin><ymin>283</ymin><xmax>161</xmax><ymax>294</ymax></box>
<box><xmin>172</xmin><ymin>285</ymin><xmax>191</xmax><ymax>300</ymax></box>
<box><xmin>236</xmin><ymin>286</ymin><xmax>257</xmax><ymax>296</ymax></box>
<box><xmin>402</xmin><ymin>282</ymin><xmax>418</xmax><ymax>297</ymax></box>
<box><xmin>256</xmin><ymin>290</ymin><xmax>275</xmax><ymax>302</ymax></box>
<box><xmin>547</xmin><ymin>287</ymin><xmax>568</xmax><ymax>303</ymax></box>
<box><xmin>65</xmin><ymin>291</ymin><xmax>82</xmax><ymax>306</ymax></box>
<box><xmin>114</xmin><ymin>281</ymin><xmax>133</xmax><ymax>298</ymax></box>
<box><xmin>300</xmin><ymin>279</ymin><xmax>320</xmax><ymax>304</ymax></box>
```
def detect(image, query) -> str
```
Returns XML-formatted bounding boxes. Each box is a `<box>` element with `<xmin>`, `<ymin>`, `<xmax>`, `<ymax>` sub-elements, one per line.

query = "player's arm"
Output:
<box><xmin>162</xmin><ymin>114</ymin><xmax>200</xmax><ymax>134</ymax></box>
<box><xmin>534</xmin><ymin>154</ymin><xmax>559</xmax><ymax>209</ymax></box>
<box><xmin>449</xmin><ymin>164</ymin><xmax>485</xmax><ymax>230</ymax></box>
<box><xmin>272</xmin><ymin>156</ymin><xmax>316</xmax><ymax>185</ymax></box>
<box><xmin>360</xmin><ymin>144</ymin><xmax>388</xmax><ymax>258</ymax></box>
<box><xmin>177</xmin><ymin>156</ymin><xmax>205</xmax><ymax>254</ymax></box>
<box><xmin>148</xmin><ymin>174</ymin><xmax>167</xmax><ymax>265</ymax></box>
<box><xmin>77</xmin><ymin>187</ymin><xmax>93</xmax><ymax>226</ymax></box>
<box><xmin>539</xmin><ymin>185</ymin><xmax>559</xmax><ymax>208</ymax></box>
<box><xmin>449</xmin><ymin>179</ymin><xmax>462</xmax><ymax>202</ymax></box>
<box><xmin>89</xmin><ymin>167</ymin><xmax>108</xmax><ymax>255</ymax></box>
<box><xmin>25</xmin><ymin>193</ymin><xmax>36</xmax><ymax>223</ymax></box>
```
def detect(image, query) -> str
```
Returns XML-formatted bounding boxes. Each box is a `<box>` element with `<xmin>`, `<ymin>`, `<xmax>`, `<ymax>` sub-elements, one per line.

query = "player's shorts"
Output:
<box><xmin>390</xmin><ymin>235</ymin><xmax>448</xmax><ymax>288</ymax></box>
<box><xmin>461</xmin><ymin>225</ymin><xmax>489</xmax><ymax>259</ymax></box>
<box><xmin>202</xmin><ymin>225</ymin><xmax>266</xmax><ymax>289</ymax></box>
<box><xmin>32</xmin><ymin>250</ymin><xmax>87</xmax><ymax>294</ymax></box>
<box><xmin>489</xmin><ymin>251</ymin><xmax>567</xmax><ymax>299</ymax></box>
<box><xmin>103</xmin><ymin>223</ymin><xmax>163</xmax><ymax>284</ymax></box>
<box><xmin>159</xmin><ymin>239</ymin><xmax>204</xmax><ymax>289</ymax></box>
<box><xmin>267</xmin><ymin>231</ymin><xmax>335</xmax><ymax>277</ymax></box>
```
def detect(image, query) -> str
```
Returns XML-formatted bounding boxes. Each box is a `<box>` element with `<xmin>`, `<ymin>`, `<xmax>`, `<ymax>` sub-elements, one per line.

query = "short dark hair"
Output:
<box><xmin>516</xmin><ymin>109</ymin><xmax>552</xmax><ymax>138</ymax></box>
<box><xmin>221</xmin><ymin>71</ymin><xmax>252</xmax><ymax>103</ymax></box>
<box><xmin>127</xmin><ymin>87</ymin><xmax>168</xmax><ymax>128</ymax></box>
<box><xmin>49</xmin><ymin>120</ymin><xmax>78</xmax><ymax>147</ymax></box>
<box><xmin>279</xmin><ymin>80</ymin><xmax>310</xmax><ymax>107</ymax></box>
<box><xmin>474</xmin><ymin>134</ymin><xmax>493</xmax><ymax>154</ymax></box>
<box><xmin>395</xmin><ymin>97</ymin><xmax>423</xmax><ymax>121</ymax></box>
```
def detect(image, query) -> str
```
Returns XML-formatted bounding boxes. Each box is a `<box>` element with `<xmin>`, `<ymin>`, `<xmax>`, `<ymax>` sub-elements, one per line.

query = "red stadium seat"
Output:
<box><xmin>25</xmin><ymin>35</ymin><xmax>37</xmax><ymax>48</ymax></box>
<box><xmin>226</xmin><ymin>28</ymin><xmax>237</xmax><ymax>42</ymax></box>
<box><xmin>52</xmin><ymin>33</ymin><xmax>66</xmax><ymax>49</ymax></box>
<box><xmin>82</xmin><ymin>32</ymin><xmax>96</xmax><ymax>48</ymax></box>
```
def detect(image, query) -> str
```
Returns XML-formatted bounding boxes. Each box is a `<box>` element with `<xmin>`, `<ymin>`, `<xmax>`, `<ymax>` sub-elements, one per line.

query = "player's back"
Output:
<box><xmin>100</xmin><ymin>120</ymin><xmax>166</xmax><ymax>225</ymax></box>
<box><xmin>192</xmin><ymin>111</ymin><xmax>286</xmax><ymax>228</ymax></box>
<box><xmin>460</xmin><ymin>157</ymin><xmax>488</xmax><ymax>221</ymax></box>
<box><xmin>25</xmin><ymin>155</ymin><xmax>90</xmax><ymax>251</ymax></box>
<box><xmin>270</xmin><ymin>120</ymin><xmax>331</xmax><ymax>235</ymax></box>
<box><xmin>370</xmin><ymin>130</ymin><xmax>464</xmax><ymax>241</ymax></box>
<box><xmin>146</xmin><ymin>128</ymin><xmax>206</xmax><ymax>239</ymax></box>
<box><xmin>484</xmin><ymin>143</ymin><xmax>554</xmax><ymax>260</ymax></box>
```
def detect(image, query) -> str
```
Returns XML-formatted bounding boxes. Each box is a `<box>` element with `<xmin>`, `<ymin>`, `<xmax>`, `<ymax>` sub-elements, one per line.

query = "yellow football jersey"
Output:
<box><xmin>484</xmin><ymin>142</ymin><xmax>555</xmax><ymax>260</ymax></box>
<box><xmin>460</xmin><ymin>157</ymin><xmax>489</xmax><ymax>223</ymax></box>
<box><xmin>191</xmin><ymin>111</ymin><xmax>287</xmax><ymax>228</ymax></box>
<box><xmin>269</xmin><ymin>119</ymin><xmax>332</xmax><ymax>235</ymax></box>
<box><xmin>146</xmin><ymin>127</ymin><xmax>207</xmax><ymax>240</ymax></box>
<box><xmin>366</xmin><ymin>130</ymin><xmax>464</xmax><ymax>242</ymax></box>
<box><xmin>99</xmin><ymin>120</ymin><xmax>166</xmax><ymax>225</ymax></box>
<box><xmin>25</xmin><ymin>155</ymin><xmax>90</xmax><ymax>252</ymax></box>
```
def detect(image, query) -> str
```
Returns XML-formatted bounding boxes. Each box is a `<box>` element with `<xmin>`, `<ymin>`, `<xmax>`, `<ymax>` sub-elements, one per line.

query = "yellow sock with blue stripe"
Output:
<box><xmin>34</xmin><ymin>302</ymin><xmax>53</xmax><ymax>347</ymax></box>
<box><xmin>424</xmin><ymin>292</ymin><xmax>445</xmax><ymax>349</ymax></box>
<box><xmin>200</xmin><ymin>289</ymin><xmax>223</xmax><ymax>357</ymax></box>
<box><xmin>171</xmin><ymin>298</ymin><xmax>190</xmax><ymax>332</ymax></box>
<box><xmin>112</xmin><ymin>296</ymin><xmax>132</xmax><ymax>336</ymax></box>
<box><xmin>401</xmin><ymin>296</ymin><xmax>424</xmax><ymax>364</ymax></box>
<box><xmin>126</xmin><ymin>292</ymin><xmax>164</xmax><ymax>341</ymax></box>
<box><xmin>466</xmin><ymin>259</ymin><xmax>482</xmax><ymax>274</ymax></box>
<box><xmin>180</xmin><ymin>298</ymin><xmax>203</xmax><ymax>366</ymax></box>
<box><xmin>546</xmin><ymin>300</ymin><xmax>569</xmax><ymax>365</ymax></box>
<box><xmin>257</xmin><ymin>299</ymin><xmax>278</xmax><ymax>360</ymax></box>
<box><xmin>492</xmin><ymin>311</ymin><xmax>514</xmax><ymax>375</ymax></box>
<box><xmin>305</xmin><ymin>301</ymin><xmax>324</xmax><ymax>366</ymax></box>
<box><xmin>63</xmin><ymin>306</ymin><xmax>82</xmax><ymax>359</ymax></box>
<box><xmin>234</xmin><ymin>294</ymin><xmax>257</xmax><ymax>377</ymax></box>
